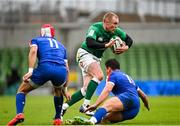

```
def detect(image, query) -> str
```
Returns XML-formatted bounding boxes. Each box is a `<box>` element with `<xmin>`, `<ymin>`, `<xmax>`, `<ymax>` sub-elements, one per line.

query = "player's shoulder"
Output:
<box><xmin>111</xmin><ymin>70</ymin><xmax>121</xmax><ymax>77</ymax></box>
<box><xmin>54</xmin><ymin>38</ymin><xmax>64</xmax><ymax>46</ymax></box>
<box><xmin>30</xmin><ymin>36</ymin><xmax>40</xmax><ymax>44</ymax></box>
<box><xmin>115</xmin><ymin>27</ymin><xmax>125</xmax><ymax>34</ymax></box>
<box><xmin>54</xmin><ymin>38</ymin><xmax>66</xmax><ymax>50</ymax></box>
<box><xmin>92</xmin><ymin>22</ymin><xmax>102</xmax><ymax>26</ymax></box>
<box><xmin>113</xmin><ymin>70</ymin><xmax>128</xmax><ymax>79</ymax></box>
<box><xmin>31</xmin><ymin>36</ymin><xmax>44</xmax><ymax>41</ymax></box>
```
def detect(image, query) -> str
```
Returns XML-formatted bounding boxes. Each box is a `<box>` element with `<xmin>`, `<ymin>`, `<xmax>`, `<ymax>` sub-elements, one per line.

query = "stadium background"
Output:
<box><xmin>0</xmin><ymin>0</ymin><xmax>180</xmax><ymax>95</ymax></box>
<box><xmin>0</xmin><ymin>0</ymin><xmax>180</xmax><ymax>124</ymax></box>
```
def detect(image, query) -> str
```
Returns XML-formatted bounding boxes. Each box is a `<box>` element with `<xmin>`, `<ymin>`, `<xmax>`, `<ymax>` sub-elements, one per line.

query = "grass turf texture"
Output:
<box><xmin>0</xmin><ymin>96</ymin><xmax>180</xmax><ymax>125</ymax></box>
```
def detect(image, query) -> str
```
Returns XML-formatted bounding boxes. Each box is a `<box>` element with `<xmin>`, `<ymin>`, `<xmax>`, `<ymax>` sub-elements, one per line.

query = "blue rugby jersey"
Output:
<box><xmin>30</xmin><ymin>36</ymin><xmax>67</xmax><ymax>65</ymax></box>
<box><xmin>107</xmin><ymin>70</ymin><xmax>138</xmax><ymax>96</ymax></box>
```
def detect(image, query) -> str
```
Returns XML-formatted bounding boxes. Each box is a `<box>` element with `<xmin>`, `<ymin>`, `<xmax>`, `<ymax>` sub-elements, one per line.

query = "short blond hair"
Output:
<box><xmin>103</xmin><ymin>12</ymin><xmax>119</xmax><ymax>22</ymax></box>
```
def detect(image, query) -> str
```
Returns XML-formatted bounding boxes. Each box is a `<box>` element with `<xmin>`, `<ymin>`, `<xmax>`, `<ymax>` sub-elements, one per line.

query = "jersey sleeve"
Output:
<box><xmin>29</xmin><ymin>38</ymin><xmax>38</xmax><ymax>47</ymax></box>
<box><xmin>116</xmin><ymin>28</ymin><xmax>126</xmax><ymax>41</ymax></box>
<box><xmin>86</xmin><ymin>25</ymin><xmax>97</xmax><ymax>40</ymax></box>
<box><xmin>64</xmin><ymin>48</ymin><xmax>68</xmax><ymax>60</ymax></box>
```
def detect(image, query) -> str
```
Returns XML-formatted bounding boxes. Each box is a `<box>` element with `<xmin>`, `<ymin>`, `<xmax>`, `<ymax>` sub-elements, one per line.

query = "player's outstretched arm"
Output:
<box><xmin>85</xmin><ymin>82</ymin><xmax>114</xmax><ymax>112</ymax></box>
<box><xmin>137</xmin><ymin>88</ymin><xmax>150</xmax><ymax>111</ymax></box>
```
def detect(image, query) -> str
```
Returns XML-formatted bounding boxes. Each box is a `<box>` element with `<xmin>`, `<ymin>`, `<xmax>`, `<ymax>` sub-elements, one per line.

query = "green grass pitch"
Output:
<box><xmin>1</xmin><ymin>96</ymin><xmax>180</xmax><ymax>125</ymax></box>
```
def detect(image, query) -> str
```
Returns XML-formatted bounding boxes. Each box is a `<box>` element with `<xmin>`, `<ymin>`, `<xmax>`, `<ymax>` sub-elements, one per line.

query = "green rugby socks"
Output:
<box><xmin>67</xmin><ymin>89</ymin><xmax>84</xmax><ymax>106</ymax></box>
<box><xmin>85</xmin><ymin>80</ymin><xmax>98</xmax><ymax>100</ymax></box>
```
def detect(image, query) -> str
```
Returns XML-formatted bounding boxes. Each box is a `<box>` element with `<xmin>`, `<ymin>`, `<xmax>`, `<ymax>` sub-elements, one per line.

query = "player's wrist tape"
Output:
<box><xmin>28</xmin><ymin>68</ymin><xmax>34</xmax><ymax>73</ymax></box>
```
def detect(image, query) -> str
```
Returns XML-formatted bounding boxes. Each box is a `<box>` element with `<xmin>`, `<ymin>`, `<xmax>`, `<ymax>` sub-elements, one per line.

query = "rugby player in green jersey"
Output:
<box><xmin>62</xmin><ymin>12</ymin><xmax>133</xmax><ymax>116</ymax></box>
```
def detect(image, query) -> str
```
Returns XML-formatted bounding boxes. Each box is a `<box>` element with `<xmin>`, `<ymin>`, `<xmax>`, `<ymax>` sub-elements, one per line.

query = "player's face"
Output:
<box><xmin>104</xmin><ymin>16</ymin><xmax>119</xmax><ymax>33</ymax></box>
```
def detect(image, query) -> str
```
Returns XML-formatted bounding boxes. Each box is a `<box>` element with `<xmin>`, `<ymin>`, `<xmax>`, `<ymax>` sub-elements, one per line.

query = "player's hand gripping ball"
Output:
<box><xmin>111</xmin><ymin>36</ymin><xmax>124</xmax><ymax>52</ymax></box>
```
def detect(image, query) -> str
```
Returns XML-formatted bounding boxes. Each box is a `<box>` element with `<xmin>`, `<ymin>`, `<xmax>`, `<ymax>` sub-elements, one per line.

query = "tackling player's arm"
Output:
<box><xmin>85</xmin><ymin>82</ymin><xmax>114</xmax><ymax>112</ymax></box>
<box><xmin>137</xmin><ymin>88</ymin><xmax>150</xmax><ymax>111</ymax></box>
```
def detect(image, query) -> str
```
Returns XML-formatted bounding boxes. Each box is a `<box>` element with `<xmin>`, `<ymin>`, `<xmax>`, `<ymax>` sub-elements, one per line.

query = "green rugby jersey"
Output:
<box><xmin>81</xmin><ymin>22</ymin><xmax>127</xmax><ymax>58</ymax></box>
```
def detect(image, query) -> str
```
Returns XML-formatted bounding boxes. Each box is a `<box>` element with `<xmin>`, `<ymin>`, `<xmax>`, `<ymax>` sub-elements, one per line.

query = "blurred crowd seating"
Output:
<box><xmin>91</xmin><ymin>12</ymin><xmax>171</xmax><ymax>23</ymax></box>
<box><xmin>102</xmin><ymin>43</ymin><xmax>180</xmax><ymax>80</ymax></box>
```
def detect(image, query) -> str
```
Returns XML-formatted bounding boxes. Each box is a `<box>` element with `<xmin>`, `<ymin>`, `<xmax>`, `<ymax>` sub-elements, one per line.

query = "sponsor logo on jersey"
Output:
<box><xmin>98</xmin><ymin>37</ymin><xmax>103</xmax><ymax>42</ymax></box>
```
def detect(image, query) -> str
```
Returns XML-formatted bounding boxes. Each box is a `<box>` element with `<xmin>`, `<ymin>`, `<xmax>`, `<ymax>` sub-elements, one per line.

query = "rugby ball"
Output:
<box><xmin>111</xmin><ymin>36</ymin><xmax>124</xmax><ymax>52</ymax></box>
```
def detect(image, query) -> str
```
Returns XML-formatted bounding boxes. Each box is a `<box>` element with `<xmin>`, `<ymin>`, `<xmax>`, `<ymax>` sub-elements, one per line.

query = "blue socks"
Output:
<box><xmin>93</xmin><ymin>107</ymin><xmax>107</xmax><ymax>123</ymax></box>
<box><xmin>16</xmin><ymin>93</ymin><xmax>26</xmax><ymax>114</ymax></box>
<box><xmin>54</xmin><ymin>96</ymin><xmax>64</xmax><ymax>119</ymax></box>
<box><xmin>16</xmin><ymin>93</ymin><xmax>64</xmax><ymax>119</ymax></box>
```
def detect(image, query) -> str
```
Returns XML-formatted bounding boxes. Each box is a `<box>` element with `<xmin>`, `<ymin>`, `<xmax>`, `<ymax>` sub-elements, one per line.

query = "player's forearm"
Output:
<box><xmin>86</xmin><ymin>37</ymin><xmax>105</xmax><ymax>49</ymax></box>
<box><xmin>141</xmin><ymin>95</ymin><xmax>150</xmax><ymax>110</ymax></box>
<box><xmin>95</xmin><ymin>93</ymin><xmax>108</xmax><ymax>107</ymax></box>
<box><xmin>138</xmin><ymin>89</ymin><xmax>150</xmax><ymax>110</ymax></box>
<box><xmin>95</xmin><ymin>88</ymin><xmax>110</xmax><ymax>107</ymax></box>
<box><xmin>140</xmin><ymin>95</ymin><xmax>148</xmax><ymax>105</ymax></box>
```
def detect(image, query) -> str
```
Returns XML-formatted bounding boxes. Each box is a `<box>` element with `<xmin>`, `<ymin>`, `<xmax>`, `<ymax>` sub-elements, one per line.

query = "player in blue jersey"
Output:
<box><xmin>8</xmin><ymin>24</ymin><xmax>71</xmax><ymax>126</ymax></box>
<box><xmin>84</xmin><ymin>59</ymin><xmax>150</xmax><ymax>124</ymax></box>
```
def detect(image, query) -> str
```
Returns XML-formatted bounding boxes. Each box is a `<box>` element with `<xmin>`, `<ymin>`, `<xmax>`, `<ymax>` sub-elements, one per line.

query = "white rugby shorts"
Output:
<box><xmin>76</xmin><ymin>48</ymin><xmax>101</xmax><ymax>76</ymax></box>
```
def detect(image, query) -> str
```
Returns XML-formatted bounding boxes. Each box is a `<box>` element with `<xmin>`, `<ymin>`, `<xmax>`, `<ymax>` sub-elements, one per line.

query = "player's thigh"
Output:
<box><xmin>102</xmin><ymin>96</ymin><xmax>123</xmax><ymax>112</ymax></box>
<box><xmin>50</xmin><ymin>66</ymin><xmax>67</xmax><ymax>86</ymax></box>
<box><xmin>121</xmin><ymin>107</ymin><xmax>140</xmax><ymax>120</ymax></box>
<box><xmin>117</xmin><ymin>92</ymin><xmax>140</xmax><ymax>110</ymax></box>
<box><xmin>77</xmin><ymin>49</ymin><xmax>94</xmax><ymax>73</ymax></box>
<box><xmin>87</xmin><ymin>61</ymin><xmax>103</xmax><ymax>80</ymax></box>
<box><xmin>77</xmin><ymin>49</ymin><xmax>103</xmax><ymax>79</ymax></box>
<box><xmin>17</xmin><ymin>81</ymin><xmax>35</xmax><ymax>94</ymax></box>
<box><xmin>53</xmin><ymin>87</ymin><xmax>62</xmax><ymax>96</ymax></box>
<box><xmin>30</xmin><ymin>64</ymin><xmax>49</xmax><ymax>86</ymax></box>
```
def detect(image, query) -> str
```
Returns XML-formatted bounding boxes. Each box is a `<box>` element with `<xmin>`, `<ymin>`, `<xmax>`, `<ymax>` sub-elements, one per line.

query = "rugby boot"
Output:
<box><xmin>79</xmin><ymin>105</ymin><xmax>94</xmax><ymax>116</ymax></box>
<box><xmin>7</xmin><ymin>113</ymin><xmax>24</xmax><ymax>126</ymax></box>
<box><xmin>53</xmin><ymin>118</ymin><xmax>63</xmax><ymax>125</ymax></box>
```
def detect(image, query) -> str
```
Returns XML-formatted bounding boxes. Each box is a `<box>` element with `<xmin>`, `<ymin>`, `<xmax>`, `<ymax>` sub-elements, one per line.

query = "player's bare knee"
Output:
<box><xmin>92</xmin><ymin>77</ymin><xmax>102</xmax><ymax>85</ymax></box>
<box><xmin>54</xmin><ymin>87</ymin><xmax>62</xmax><ymax>96</ymax></box>
<box><xmin>102</xmin><ymin>103</ymin><xmax>113</xmax><ymax>112</ymax></box>
<box><xmin>17</xmin><ymin>85</ymin><xmax>28</xmax><ymax>94</ymax></box>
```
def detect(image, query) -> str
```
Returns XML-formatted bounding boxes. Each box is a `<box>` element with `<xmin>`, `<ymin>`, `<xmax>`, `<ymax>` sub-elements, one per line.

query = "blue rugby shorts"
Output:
<box><xmin>30</xmin><ymin>62</ymin><xmax>67</xmax><ymax>87</ymax></box>
<box><xmin>117</xmin><ymin>92</ymin><xmax>140</xmax><ymax>120</ymax></box>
